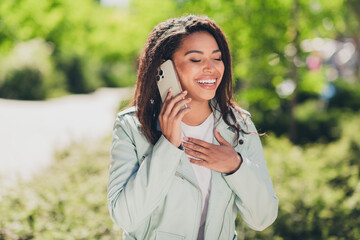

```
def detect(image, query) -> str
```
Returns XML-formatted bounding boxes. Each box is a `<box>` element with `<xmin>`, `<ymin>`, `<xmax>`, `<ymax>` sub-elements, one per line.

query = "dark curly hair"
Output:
<box><xmin>132</xmin><ymin>14</ymin><xmax>245</xmax><ymax>145</ymax></box>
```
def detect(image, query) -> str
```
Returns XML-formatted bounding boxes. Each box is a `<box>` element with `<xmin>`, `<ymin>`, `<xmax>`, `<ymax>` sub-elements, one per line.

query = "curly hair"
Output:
<box><xmin>132</xmin><ymin>14</ymin><xmax>244</xmax><ymax>145</ymax></box>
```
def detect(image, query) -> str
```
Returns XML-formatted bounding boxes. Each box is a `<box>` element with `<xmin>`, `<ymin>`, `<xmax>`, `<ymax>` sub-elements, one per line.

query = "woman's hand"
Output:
<box><xmin>182</xmin><ymin>128</ymin><xmax>242</xmax><ymax>174</ymax></box>
<box><xmin>159</xmin><ymin>88</ymin><xmax>192</xmax><ymax>147</ymax></box>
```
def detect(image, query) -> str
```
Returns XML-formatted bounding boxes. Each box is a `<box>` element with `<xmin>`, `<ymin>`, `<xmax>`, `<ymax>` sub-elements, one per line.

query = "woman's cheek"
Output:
<box><xmin>217</xmin><ymin>62</ymin><xmax>225</xmax><ymax>74</ymax></box>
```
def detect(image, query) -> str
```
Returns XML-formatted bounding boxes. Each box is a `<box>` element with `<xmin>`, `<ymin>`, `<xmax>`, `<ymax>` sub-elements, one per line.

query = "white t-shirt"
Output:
<box><xmin>181</xmin><ymin>113</ymin><xmax>214</xmax><ymax>240</ymax></box>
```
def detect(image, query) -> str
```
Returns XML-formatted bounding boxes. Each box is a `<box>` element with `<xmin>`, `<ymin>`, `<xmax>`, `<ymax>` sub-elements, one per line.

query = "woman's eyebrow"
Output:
<box><xmin>184</xmin><ymin>49</ymin><xmax>221</xmax><ymax>56</ymax></box>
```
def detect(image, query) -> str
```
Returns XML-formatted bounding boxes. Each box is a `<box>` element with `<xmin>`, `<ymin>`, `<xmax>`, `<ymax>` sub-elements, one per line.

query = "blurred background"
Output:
<box><xmin>0</xmin><ymin>0</ymin><xmax>359</xmax><ymax>239</ymax></box>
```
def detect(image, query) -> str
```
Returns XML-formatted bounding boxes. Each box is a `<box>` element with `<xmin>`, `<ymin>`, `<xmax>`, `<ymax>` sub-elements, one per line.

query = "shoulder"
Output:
<box><xmin>230</xmin><ymin>105</ymin><xmax>257</xmax><ymax>132</ymax></box>
<box><xmin>117</xmin><ymin>106</ymin><xmax>137</xmax><ymax>117</ymax></box>
<box><xmin>210</xmin><ymin>98</ymin><xmax>251</xmax><ymax>121</ymax></box>
<box><xmin>231</xmin><ymin>105</ymin><xmax>251</xmax><ymax>123</ymax></box>
<box><xmin>232</xmin><ymin>105</ymin><xmax>251</xmax><ymax>118</ymax></box>
<box><xmin>114</xmin><ymin>106</ymin><xmax>140</xmax><ymax>130</ymax></box>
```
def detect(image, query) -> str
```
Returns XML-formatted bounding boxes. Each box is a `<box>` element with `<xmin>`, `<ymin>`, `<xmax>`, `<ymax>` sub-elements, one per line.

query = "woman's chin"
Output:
<box><xmin>191</xmin><ymin>93</ymin><xmax>216</xmax><ymax>102</ymax></box>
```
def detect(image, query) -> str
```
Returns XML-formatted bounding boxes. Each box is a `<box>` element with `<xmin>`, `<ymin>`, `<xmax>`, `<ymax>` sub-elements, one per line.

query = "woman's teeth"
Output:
<box><xmin>196</xmin><ymin>79</ymin><xmax>216</xmax><ymax>84</ymax></box>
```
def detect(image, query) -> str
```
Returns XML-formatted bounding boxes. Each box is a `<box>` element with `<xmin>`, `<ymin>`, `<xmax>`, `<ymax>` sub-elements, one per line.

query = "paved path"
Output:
<box><xmin>0</xmin><ymin>87</ymin><xmax>133</xmax><ymax>189</ymax></box>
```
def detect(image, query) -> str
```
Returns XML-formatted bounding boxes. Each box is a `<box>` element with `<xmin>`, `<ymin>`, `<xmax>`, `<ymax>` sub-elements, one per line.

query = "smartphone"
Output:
<box><xmin>157</xmin><ymin>60</ymin><xmax>187</xmax><ymax>108</ymax></box>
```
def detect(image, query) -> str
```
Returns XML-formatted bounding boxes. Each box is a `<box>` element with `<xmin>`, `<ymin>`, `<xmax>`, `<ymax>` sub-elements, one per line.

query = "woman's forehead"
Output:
<box><xmin>177</xmin><ymin>31</ymin><xmax>220</xmax><ymax>54</ymax></box>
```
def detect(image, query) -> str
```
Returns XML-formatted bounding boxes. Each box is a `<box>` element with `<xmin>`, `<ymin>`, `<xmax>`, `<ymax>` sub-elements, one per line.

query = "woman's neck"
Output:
<box><xmin>182</xmin><ymin>100</ymin><xmax>212</xmax><ymax>126</ymax></box>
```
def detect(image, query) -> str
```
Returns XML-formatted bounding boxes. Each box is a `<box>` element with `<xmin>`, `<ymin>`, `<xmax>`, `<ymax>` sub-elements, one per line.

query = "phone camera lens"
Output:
<box><xmin>159</xmin><ymin>70</ymin><xmax>163</xmax><ymax>75</ymax></box>
<box><xmin>156</xmin><ymin>75</ymin><xmax>160</xmax><ymax>81</ymax></box>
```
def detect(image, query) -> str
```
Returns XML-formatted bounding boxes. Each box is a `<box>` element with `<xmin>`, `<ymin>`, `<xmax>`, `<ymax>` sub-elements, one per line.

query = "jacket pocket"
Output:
<box><xmin>155</xmin><ymin>231</ymin><xmax>185</xmax><ymax>240</ymax></box>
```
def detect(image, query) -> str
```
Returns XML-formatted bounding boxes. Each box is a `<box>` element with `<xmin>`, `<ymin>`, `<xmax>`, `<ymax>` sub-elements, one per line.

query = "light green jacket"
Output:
<box><xmin>108</xmin><ymin>102</ymin><xmax>278</xmax><ymax>240</ymax></box>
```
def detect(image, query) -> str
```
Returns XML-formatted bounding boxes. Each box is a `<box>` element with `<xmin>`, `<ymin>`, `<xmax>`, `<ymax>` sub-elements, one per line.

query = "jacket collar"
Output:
<box><xmin>210</xmin><ymin>99</ymin><xmax>238</xmax><ymax>147</ymax></box>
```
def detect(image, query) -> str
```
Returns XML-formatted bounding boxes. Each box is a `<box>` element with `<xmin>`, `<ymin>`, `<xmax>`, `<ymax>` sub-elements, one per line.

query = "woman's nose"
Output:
<box><xmin>202</xmin><ymin>59</ymin><xmax>215</xmax><ymax>73</ymax></box>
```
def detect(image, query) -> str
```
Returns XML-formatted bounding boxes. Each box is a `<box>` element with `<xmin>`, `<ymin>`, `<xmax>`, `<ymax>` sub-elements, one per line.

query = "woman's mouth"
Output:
<box><xmin>196</xmin><ymin>78</ymin><xmax>217</xmax><ymax>89</ymax></box>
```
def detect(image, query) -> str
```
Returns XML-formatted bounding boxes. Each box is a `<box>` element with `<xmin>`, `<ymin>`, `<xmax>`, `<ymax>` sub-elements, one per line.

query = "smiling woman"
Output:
<box><xmin>107</xmin><ymin>15</ymin><xmax>278</xmax><ymax>240</ymax></box>
<box><xmin>172</xmin><ymin>31</ymin><xmax>225</xmax><ymax>108</ymax></box>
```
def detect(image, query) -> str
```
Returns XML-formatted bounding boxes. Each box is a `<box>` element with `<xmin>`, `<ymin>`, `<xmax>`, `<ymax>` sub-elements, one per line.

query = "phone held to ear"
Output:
<box><xmin>157</xmin><ymin>60</ymin><xmax>187</xmax><ymax>109</ymax></box>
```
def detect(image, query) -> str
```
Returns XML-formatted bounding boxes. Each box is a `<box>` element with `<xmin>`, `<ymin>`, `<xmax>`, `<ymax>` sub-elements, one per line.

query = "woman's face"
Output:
<box><xmin>172</xmin><ymin>31</ymin><xmax>225</xmax><ymax>103</ymax></box>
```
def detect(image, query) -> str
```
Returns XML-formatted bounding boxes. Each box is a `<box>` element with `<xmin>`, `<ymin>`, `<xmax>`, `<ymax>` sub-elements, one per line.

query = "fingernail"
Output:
<box><xmin>188</xmin><ymin>98</ymin><xmax>192</xmax><ymax>101</ymax></box>
<box><xmin>169</xmin><ymin>88</ymin><xmax>172</xmax><ymax>92</ymax></box>
<box><xmin>183</xmin><ymin>90</ymin><xmax>187</xmax><ymax>94</ymax></box>
<box><xmin>184</xmin><ymin>137</ymin><xmax>189</xmax><ymax>141</ymax></box>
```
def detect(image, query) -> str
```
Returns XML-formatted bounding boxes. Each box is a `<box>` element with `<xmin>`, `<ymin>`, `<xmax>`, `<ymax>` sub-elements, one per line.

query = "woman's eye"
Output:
<box><xmin>190</xmin><ymin>59</ymin><xmax>201</xmax><ymax>63</ymax></box>
<box><xmin>214</xmin><ymin>58</ymin><xmax>222</xmax><ymax>61</ymax></box>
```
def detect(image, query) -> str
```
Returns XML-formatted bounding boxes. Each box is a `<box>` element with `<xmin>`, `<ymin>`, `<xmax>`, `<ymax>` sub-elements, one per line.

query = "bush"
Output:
<box><xmin>0</xmin><ymin>67</ymin><xmax>46</xmax><ymax>100</ymax></box>
<box><xmin>294</xmin><ymin>100</ymin><xmax>342</xmax><ymax>144</ymax></box>
<box><xmin>329</xmin><ymin>80</ymin><xmax>360</xmax><ymax>112</ymax></box>
<box><xmin>0</xmin><ymin>138</ymin><xmax>121</xmax><ymax>239</ymax></box>
<box><xmin>0</xmin><ymin>38</ymin><xmax>66</xmax><ymax>100</ymax></box>
<box><xmin>236</xmin><ymin>115</ymin><xmax>360</xmax><ymax>239</ymax></box>
<box><xmin>57</xmin><ymin>55</ymin><xmax>101</xmax><ymax>94</ymax></box>
<box><xmin>100</xmin><ymin>62</ymin><xmax>137</xmax><ymax>88</ymax></box>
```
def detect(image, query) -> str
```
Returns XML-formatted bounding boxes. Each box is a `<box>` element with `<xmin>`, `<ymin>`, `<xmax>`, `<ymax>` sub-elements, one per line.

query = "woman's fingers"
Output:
<box><xmin>182</xmin><ymin>141</ymin><xmax>208</xmax><ymax>153</ymax></box>
<box><xmin>161</xmin><ymin>90</ymin><xmax>189</xmax><ymax>122</ymax></box>
<box><xmin>164</xmin><ymin>90</ymin><xmax>187</xmax><ymax>113</ymax></box>
<box><xmin>171</xmin><ymin>97</ymin><xmax>192</xmax><ymax>118</ymax></box>
<box><xmin>214</xmin><ymin>128</ymin><xmax>230</xmax><ymax>146</ymax></box>
<box><xmin>158</xmin><ymin>89</ymin><xmax>190</xmax><ymax>147</ymax></box>
<box><xmin>183</xmin><ymin>137</ymin><xmax>212</xmax><ymax>149</ymax></box>
<box><xmin>184</xmin><ymin>148</ymin><xmax>208</xmax><ymax>160</ymax></box>
<box><xmin>159</xmin><ymin>88</ymin><xmax>173</xmax><ymax>116</ymax></box>
<box><xmin>175</xmin><ymin>105</ymin><xmax>192</xmax><ymax>121</ymax></box>
<box><xmin>189</xmin><ymin>158</ymin><xmax>208</xmax><ymax>168</ymax></box>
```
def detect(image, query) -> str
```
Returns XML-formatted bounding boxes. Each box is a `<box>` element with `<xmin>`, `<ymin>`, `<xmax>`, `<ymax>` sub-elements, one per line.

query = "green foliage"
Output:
<box><xmin>118</xmin><ymin>98</ymin><xmax>133</xmax><ymax>111</ymax></box>
<box><xmin>58</xmin><ymin>55</ymin><xmax>100</xmax><ymax>94</ymax></box>
<box><xmin>0</xmin><ymin>139</ymin><xmax>122</xmax><ymax>239</ymax></box>
<box><xmin>0</xmin><ymin>0</ymin><xmax>151</xmax><ymax>99</ymax></box>
<box><xmin>0</xmin><ymin>67</ymin><xmax>46</xmax><ymax>100</ymax></box>
<box><xmin>329</xmin><ymin>80</ymin><xmax>360</xmax><ymax>111</ymax></box>
<box><xmin>0</xmin><ymin>38</ymin><xmax>66</xmax><ymax>100</ymax></box>
<box><xmin>236</xmin><ymin>115</ymin><xmax>360</xmax><ymax>239</ymax></box>
<box><xmin>299</xmin><ymin>70</ymin><xmax>326</xmax><ymax>94</ymax></box>
<box><xmin>294</xmin><ymin>100</ymin><xmax>341</xmax><ymax>144</ymax></box>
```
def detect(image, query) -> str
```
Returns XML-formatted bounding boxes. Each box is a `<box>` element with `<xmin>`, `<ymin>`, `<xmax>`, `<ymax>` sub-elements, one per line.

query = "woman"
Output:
<box><xmin>108</xmin><ymin>15</ymin><xmax>278</xmax><ymax>240</ymax></box>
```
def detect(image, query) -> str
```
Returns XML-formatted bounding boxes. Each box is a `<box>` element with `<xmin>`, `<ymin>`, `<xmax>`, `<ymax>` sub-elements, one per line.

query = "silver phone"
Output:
<box><xmin>157</xmin><ymin>60</ymin><xmax>187</xmax><ymax>108</ymax></box>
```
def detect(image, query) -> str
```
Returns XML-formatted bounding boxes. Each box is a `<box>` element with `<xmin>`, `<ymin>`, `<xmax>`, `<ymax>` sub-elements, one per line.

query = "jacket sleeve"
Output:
<box><xmin>223</xmin><ymin>117</ymin><xmax>279</xmax><ymax>231</ymax></box>
<box><xmin>107</xmin><ymin>114</ymin><xmax>184</xmax><ymax>232</ymax></box>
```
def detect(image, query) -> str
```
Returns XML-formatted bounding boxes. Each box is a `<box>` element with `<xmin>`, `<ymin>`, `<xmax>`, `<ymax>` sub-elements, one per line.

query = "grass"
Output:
<box><xmin>0</xmin><ymin>137</ymin><xmax>122</xmax><ymax>239</ymax></box>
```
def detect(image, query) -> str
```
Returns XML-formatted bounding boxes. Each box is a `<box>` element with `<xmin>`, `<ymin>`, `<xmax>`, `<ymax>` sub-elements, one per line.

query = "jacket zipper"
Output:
<box><xmin>175</xmin><ymin>172</ymin><xmax>203</xmax><ymax>239</ymax></box>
